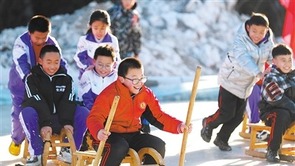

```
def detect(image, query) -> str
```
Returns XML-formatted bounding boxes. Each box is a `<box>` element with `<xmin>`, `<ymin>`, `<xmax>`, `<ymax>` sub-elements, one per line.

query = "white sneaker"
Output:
<box><xmin>25</xmin><ymin>155</ymin><xmax>42</xmax><ymax>166</ymax></box>
<box><xmin>57</xmin><ymin>147</ymin><xmax>72</xmax><ymax>163</ymax></box>
<box><xmin>256</xmin><ymin>130</ymin><xmax>270</xmax><ymax>142</ymax></box>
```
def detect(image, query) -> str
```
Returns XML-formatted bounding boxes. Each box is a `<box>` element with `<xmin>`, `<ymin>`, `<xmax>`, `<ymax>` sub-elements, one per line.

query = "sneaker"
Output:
<box><xmin>266</xmin><ymin>148</ymin><xmax>280</xmax><ymax>163</ymax></box>
<box><xmin>26</xmin><ymin>155</ymin><xmax>42</xmax><ymax>166</ymax></box>
<box><xmin>200</xmin><ymin>118</ymin><xmax>213</xmax><ymax>142</ymax></box>
<box><xmin>256</xmin><ymin>130</ymin><xmax>270</xmax><ymax>142</ymax></box>
<box><xmin>9</xmin><ymin>141</ymin><xmax>21</xmax><ymax>156</ymax></box>
<box><xmin>213</xmin><ymin>136</ymin><xmax>232</xmax><ymax>151</ymax></box>
<box><xmin>57</xmin><ymin>147</ymin><xmax>72</xmax><ymax>163</ymax></box>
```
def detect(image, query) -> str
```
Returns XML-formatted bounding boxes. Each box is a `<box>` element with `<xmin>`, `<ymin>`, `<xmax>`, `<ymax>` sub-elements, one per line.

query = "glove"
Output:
<box><xmin>265</xmin><ymin>82</ymin><xmax>283</xmax><ymax>101</ymax></box>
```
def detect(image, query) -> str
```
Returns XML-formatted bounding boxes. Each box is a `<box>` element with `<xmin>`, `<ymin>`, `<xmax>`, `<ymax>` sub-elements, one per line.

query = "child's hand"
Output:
<box><xmin>41</xmin><ymin>126</ymin><xmax>52</xmax><ymax>140</ymax></box>
<box><xmin>97</xmin><ymin>129</ymin><xmax>111</xmax><ymax>141</ymax></box>
<box><xmin>178</xmin><ymin>123</ymin><xmax>193</xmax><ymax>133</ymax></box>
<box><xmin>64</xmin><ymin>125</ymin><xmax>74</xmax><ymax>134</ymax></box>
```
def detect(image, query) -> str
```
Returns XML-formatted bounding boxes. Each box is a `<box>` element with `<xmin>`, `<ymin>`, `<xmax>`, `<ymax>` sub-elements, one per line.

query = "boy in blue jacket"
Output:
<box><xmin>20</xmin><ymin>45</ymin><xmax>88</xmax><ymax>165</ymax></box>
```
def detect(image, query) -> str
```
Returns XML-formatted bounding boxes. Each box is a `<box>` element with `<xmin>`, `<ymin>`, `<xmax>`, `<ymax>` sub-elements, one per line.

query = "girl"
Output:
<box><xmin>74</xmin><ymin>9</ymin><xmax>121</xmax><ymax>79</ymax></box>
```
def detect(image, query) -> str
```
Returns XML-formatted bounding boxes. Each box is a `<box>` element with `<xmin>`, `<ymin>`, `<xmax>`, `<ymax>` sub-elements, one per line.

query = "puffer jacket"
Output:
<box><xmin>22</xmin><ymin>65</ymin><xmax>76</xmax><ymax>128</ymax></box>
<box><xmin>218</xmin><ymin>22</ymin><xmax>274</xmax><ymax>99</ymax></box>
<box><xmin>87</xmin><ymin>79</ymin><xmax>182</xmax><ymax>140</ymax></box>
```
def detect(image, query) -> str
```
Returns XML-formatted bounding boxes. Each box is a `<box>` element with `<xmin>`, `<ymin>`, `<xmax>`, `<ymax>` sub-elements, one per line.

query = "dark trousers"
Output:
<box><xmin>264</xmin><ymin>109</ymin><xmax>293</xmax><ymax>151</ymax></box>
<box><xmin>93</xmin><ymin>132</ymin><xmax>165</xmax><ymax>166</ymax></box>
<box><xmin>206</xmin><ymin>86</ymin><xmax>246</xmax><ymax>143</ymax></box>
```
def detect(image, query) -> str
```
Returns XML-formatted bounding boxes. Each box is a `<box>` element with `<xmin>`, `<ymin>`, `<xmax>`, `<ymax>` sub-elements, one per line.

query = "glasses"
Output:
<box><xmin>97</xmin><ymin>63</ymin><xmax>112</xmax><ymax>70</ymax></box>
<box><xmin>124</xmin><ymin>76</ymin><xmax>147</xmax><ymax>85</ymax></box>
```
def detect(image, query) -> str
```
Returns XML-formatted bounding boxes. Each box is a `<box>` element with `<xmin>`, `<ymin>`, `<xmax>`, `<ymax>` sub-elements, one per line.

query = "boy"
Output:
<box><xmin>201</xmin><ymin>12</ymin><xmax>274</xmax><ymax>151</ymax></box>
<box><xmin>19</xmin><ymin>45</ymin><xmax>89</xmax><ymax>165</ymax></box>
<box><xmin>78</xmin><ymin>45</ymin><xmax>118</xmax><ymax>110</ymax></box>
<box><xmin>87</xmin><ymin>57</ymin><xmax>192</xmax><ymax>166</ymax></box>
<box><xmin>8</xmin><ymin>15</ymin><xmax>67</xmax><ymax>156</ymax></box>
<box><xmin>259</xmin><ymin>44</ymin><xmax>295</xmax><ymax>163</ymax></box>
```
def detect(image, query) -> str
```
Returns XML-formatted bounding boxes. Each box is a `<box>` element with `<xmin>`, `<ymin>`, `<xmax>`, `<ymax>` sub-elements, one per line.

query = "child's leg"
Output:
<box><xmin>19</xmin><ymin>107</ymin><xmax>43</xmax><ymax>156</ymax></box>
<box><xmin>9</xmin><ymin>71</ymin><xmax>26</xmax><ymax>144</ymax></box>
<box><xmin>73</xmin><ymin>105</ymin><xmax>89</xmax><ymax>149</ymax></box>
<box><xmin>130</xmin><ymin>134</ymin><xmax>165</xmax><ymax>164</ymax></box>
<box><xmin>247</xmin><ymin>84</ymin><xmax>261</xmax><ymax>123</ymax></box>
<box><xmin>265</xmin><ymin>109</ymin><xmax>291</xmax><ymax>152</ymax></box>
<box><xmin>93</xmin><ymin>133</ymin><xmax>129</xmax><ymax>166</ymax></box>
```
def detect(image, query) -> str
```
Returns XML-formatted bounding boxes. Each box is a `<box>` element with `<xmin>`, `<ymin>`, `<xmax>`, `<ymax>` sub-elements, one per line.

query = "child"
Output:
<box><xmin>201</xmin><ymin>12</ymin><xmax>274</xmax><ymax>151</ymax></box>
<box><xmin>19</xmin><ymin>45</ymin><xmax>89</xmax><ymax>165</ymax></box>
<box><xmin>259</xmin><ymin>44</ymin><xmax>295</xmax><ymax>163</ymax></box>
<box><xmin>78</xmin><ymin>45</ymin><xmax>118</xmax><ymax>110</ymax></box>
<box><xmin>108</xmin><ymin>0</ymin><xmax>142</xmax><ymax>59</ymax></box>
<box><xmin>74</xmin><ymin>9</ymin><xmax>121</xmax><ymax>79</ymax></box>
<box><xmin>8</xmin><ymin>15</ymin><xmax>67</xmax><ymax>156</ymax></box>
<box><xmin>87</xmin><ymin>57</ymin><xmax>192</xmax><ymax>165</ymax></box>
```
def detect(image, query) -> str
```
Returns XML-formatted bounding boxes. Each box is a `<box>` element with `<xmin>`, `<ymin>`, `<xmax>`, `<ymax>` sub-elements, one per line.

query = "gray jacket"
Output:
<box><xmin>218</xmin><ymin>22</ymin><xmax>274</xmax><ymax>99</ymax></box>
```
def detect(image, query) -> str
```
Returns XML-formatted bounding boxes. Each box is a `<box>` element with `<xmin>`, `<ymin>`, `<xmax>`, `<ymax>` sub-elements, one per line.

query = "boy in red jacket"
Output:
<box><xmin>87</xmin><ymin>57</ymin><xmax>192</xmax><ymax>166</ymax></box>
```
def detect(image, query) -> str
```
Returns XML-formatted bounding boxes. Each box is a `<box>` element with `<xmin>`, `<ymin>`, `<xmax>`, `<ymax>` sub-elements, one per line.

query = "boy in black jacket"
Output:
<box><xmin>20</xmin><ymin>45</ymin><xmax>89</xmax><ymax>165</ymax></box>
<box><xmin>259</xmin><ymin>44</ymin><xmax>295</xmax><ymax>163</ymax></box>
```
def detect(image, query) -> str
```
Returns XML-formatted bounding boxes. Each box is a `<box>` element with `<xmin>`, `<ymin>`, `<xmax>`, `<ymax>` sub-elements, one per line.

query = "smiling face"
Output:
<box><xmin>94</xmin><ymin>55</ymin><xmax>115</xmax><ymax>77</ymax></box>
<box><xmin>119</xmin><ymin>68</ymin><xmax>145</xmax><ymax>94</ymax></box>
<box><xmin>246</xmin><ymin>24</ymin><xmax>268</xmax><ymax>44</ymax></box>
<box><xmin>272</xmin><ymin>54</ymin><xmax>293</xmax><ymax>74</ymax></box>
<box><xmin>39</xmin><ymin>52</ymin><xmax>61</xmax><ymax>76</ymax></box>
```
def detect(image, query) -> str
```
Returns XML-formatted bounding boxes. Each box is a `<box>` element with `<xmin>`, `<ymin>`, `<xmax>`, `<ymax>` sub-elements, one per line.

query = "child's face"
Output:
<box><xmin>272</xmin><ymin>54</ymin><xmax>293</xmax><ymax>74</ymax></box>
<box><xmin>246</xmin><ymin>24</ymin><xmax>268</xmax><ymax>44</ymax></box>
<box><xmin>121</xmin><ymin>0</ymin><xmax>136</xmax><ymax>10</ymax></box>
<box><xmin>39</xmin><ymin>52</ymin><xmax>61</xmax><ymax>76</ymax></box>
<box><xmin>90</xmin><ymin>21</ymin><xmax>108</xmax><ymax>40</ymax></box>
<box><xmin>120</xmin><ymin>68</ymin><xmax>146</xmax><ymax>94</ymax></box>
<box><xmin>93</xmin><ymin>56</ymin><xmax>115</xmax><ymax>77</ymax></box>
<box><xmin>29</xmin><ymin>31</ymin><xmax>49</xmax><ymax>46</ymax></box>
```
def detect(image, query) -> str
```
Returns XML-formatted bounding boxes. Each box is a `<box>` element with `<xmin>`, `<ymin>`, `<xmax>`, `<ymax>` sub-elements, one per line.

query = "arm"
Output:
<box><xmin>22</xmin><ymin>74</ymin><xmax>52</xmax><ymax>128</ymax></box>
<box><xmin>79</xmin><ymin>72</ymin><xmax>95</xmax><ymax>110</ymax></box>
<box><xmin>144</xmin><ymin>88</ymin><xmax>183</xmax><ymax>134</ymax></box>
<box><xmin>12</xmin><ymin>37</ymin><xmax>32</xmax><ymax>80</ymax></box>
<box><xmin>57</xmin><ymin>76</ymin><xmax>76</xmax><ymax>126</ymax></box>
<box><xmin>73</xmin><ymin>36</ymin><xmax>91</xmax><ymax>70</ymax></box>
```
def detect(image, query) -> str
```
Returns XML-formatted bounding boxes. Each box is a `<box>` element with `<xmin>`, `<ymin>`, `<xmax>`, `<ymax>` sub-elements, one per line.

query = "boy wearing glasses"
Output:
<box><xmin>87</xmin><ymin>57</ymin><xmax>192</xmax><ymax>165</ymax></box>
<box><xmin>78</xmin><ymin>45</ymin><xmax>118</xmax><ymax>109</ymax></box>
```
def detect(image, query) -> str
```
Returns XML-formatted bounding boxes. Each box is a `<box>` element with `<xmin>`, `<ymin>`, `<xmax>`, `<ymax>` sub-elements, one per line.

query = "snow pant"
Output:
<box><xmin>19</xmin><ymin>105</ymin><xmax>89</xmax><ymax>155</ymax></box>
<box><xmin>245</xmin><ymin>84</ymin><xmax>261</xmax><ymax>123</ymax></box>
<box><xmin>263</xmin><ymin>109</ymin><xmax>294</xmax><ymax>151</ymax></box>
<box><xmin>92</xmin><ymin>132</ymin><xmax>165</xmax><ymax>166</ymax></box>
<box><xmin>205</xmin><ymin>86</ymin><xmax>247</xmax><ymax>143</ymax></box>
<box><xmin>8</xmin><ymin>68</ymin><xmax>25</xmax><ymax>145</ymax></box>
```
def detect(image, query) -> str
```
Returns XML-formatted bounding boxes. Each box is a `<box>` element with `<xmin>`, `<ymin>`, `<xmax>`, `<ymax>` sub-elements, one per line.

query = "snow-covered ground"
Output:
<box><xmin>1</xmin><ymin>101</ymin><xmax>294</xmax><ymax>166</ymax></box>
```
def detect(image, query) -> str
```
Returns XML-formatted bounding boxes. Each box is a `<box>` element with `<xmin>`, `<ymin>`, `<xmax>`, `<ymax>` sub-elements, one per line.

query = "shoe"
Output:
<box><xmin>9</xmin><ymin>141</ymin><xmax>21</xmax><ymax>156</ymax></box>
<box><xmin>213</xmin><ymin>136</ymin><xmax>232</xmax><ymax>151</ymax></box>
<box><xmin>26</xmin><ymin>155</ymin><xmax>42</xmax><ymax>166</ymax></box>
<box><xmin>256</xmin><ymin>130</ymin><xmax>270</xmax><ymax>142</ymax></box>
<box><xmin>57</xmin><ymin>147</ymin><xmax>72</xmax><ymax>163</ymax></box>
<box><xmin>266</xmin><ymin>149</ymin><xmax>280</xmax><ymax>163</ymax></box>
<box><xmin>201</xmin><ymin>118</ymin><xmax>213</xmax><ymax>142</ymax></box>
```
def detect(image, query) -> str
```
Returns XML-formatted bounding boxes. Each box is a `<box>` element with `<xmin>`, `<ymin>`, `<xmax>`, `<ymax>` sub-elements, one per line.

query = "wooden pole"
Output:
<box><xmin>93</xmin><ymin>96</ymin><xmax>120</xmax><ymax>166</ymax></box>
<box><xmin>178</xmin><ymin>66</ymin><xmax>202</xmax><ymax>166</ymax></box>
